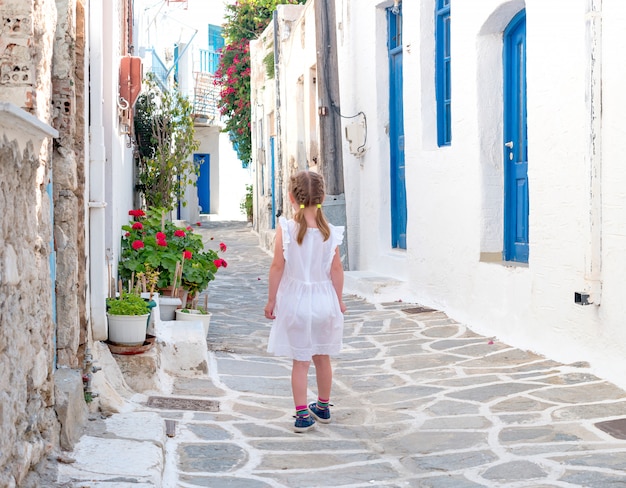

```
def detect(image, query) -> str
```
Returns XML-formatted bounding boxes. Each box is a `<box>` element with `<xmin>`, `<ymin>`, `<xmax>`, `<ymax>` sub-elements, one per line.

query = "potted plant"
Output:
<box><xmin>118</xmin><ymin>207</ymin><xmax>229</xmax><ymax>321</ymax></box>
<box><xmin>106</xmin><ymin>292</ymin><xmax>155</xmax><ymax>346</ymax></box>
<box><xmin>175</xmin><ymin>242</ymin><xmax>228</xmax><ymax>335</ymax></box>
<box><xmin>176</xmin><ymin>294</ymin><xmax>212</xmax><ymax>336</ymax></box>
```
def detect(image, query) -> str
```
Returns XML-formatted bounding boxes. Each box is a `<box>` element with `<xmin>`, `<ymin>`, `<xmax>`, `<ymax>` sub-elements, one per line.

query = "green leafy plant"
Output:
<box><xmin>134</xmin><ymin>73</ymin><xmax>200</xmax><ymax>211</ymax></box>
<box><xmin>118</xmin><ymin>208</ymin><xmax>228</xmax><ymax>295</ymax></box>
<box><xmin>240</xmin><ymin>184</ymin><xmax>253</xmax><ymax>221</ymax></box>
<box><xmin>106</xmin><ymin>292</ymin><xmax>151</xmax><ymax>316</ymax></box>
<box><xmin>215</xmin><ymin>0</ymin><xmax>306</xmax><ymax>166</ymax></box>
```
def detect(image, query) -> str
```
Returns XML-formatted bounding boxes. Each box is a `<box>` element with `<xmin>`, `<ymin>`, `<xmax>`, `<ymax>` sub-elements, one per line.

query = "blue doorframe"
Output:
<box><xmin>46</xmin><ymin>181</ymin><xmax>57</xmax><ymax>369</ymax></box>
<box><xmin>388</xmin><ymin>4</ymin><xmax>407</xmax><ymax>249</ymax></box>
<box><xmin>195</xmin><ymin>153</ymin><xmax>210</xmax><ymax>214</ymax></box>
<box><xmin>270</xmin><ymin>137</ymin><xmax>276</xmax><ymax>229</ymax></box>
<box><xmin>503</xmin><ymin>10</ymin><xmax>528</xmax><ymax>262</ymax></box>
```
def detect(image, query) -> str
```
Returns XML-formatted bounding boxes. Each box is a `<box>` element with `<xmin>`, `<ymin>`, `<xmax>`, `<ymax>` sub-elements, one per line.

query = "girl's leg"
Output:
<box><xmin>312</xmin><ymin>354</ymin><xmax>332</xmax><ymax>401</ymax></box>
<box><xmin>291</xmin><ymin>360</ymin><xmax>311</xmax><ymax>407</ymax></box>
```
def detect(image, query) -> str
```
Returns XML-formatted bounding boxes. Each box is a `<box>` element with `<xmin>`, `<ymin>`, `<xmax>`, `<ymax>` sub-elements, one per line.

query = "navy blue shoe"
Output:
<box><xmin>308</xmin><ymin>402</ymin><xmax>331</xmax><ymax>424</ymax></box>
<box><xmin>294</xmin><ymin>414</ymin><xmax>315</xmax><ymax>433</ymax></box>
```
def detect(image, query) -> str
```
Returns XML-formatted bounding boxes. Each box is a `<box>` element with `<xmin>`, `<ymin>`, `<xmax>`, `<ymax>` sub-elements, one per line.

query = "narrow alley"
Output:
<box><xmin>57</xmin><ymin>221</ymin><xmax>626</xmax><ymax>488</ymax></box>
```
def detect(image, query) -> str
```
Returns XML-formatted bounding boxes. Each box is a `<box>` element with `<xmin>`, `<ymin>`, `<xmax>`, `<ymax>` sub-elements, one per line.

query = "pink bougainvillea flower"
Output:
<box><xmin>219</xmin><ymin>242</ymin><xmax>227</xmax><ymax>252</ymax></box>
<box><xmin>156</xmin><ymin>232</ymin><xmax>166</xmax><ymax>240</ymax></box>
<box><xmin>132</xmin><ymin>222</ymin><xmax>143</xmax><ymax>230</ymax></box>
<box><xmin>174</xmin><ymin>230</ymin><xmax>186</xmax><ymax>237</ymax></box>
<box><xmin>214</xmin><ymin>259</ymin><xmax>223</xmax><ymax>268</ymax></box>
<box><xmin>157</xmin><ymin>239</ymin><xmax>167</xmax><ymax>247</ymax></box>
<box><xmin>182</xmin><ymin>251</ymin><xmax>192</xmax><ymax>260</ymax></box>
<box><xmin>131</xmin><ymin>240</ymin><xmax>144</xmax><ymax>250</ymax></box>
<box><xmin>128</xmin><ymin>209</ymin><xmax>145</xmax><ymax>217</ymax></box>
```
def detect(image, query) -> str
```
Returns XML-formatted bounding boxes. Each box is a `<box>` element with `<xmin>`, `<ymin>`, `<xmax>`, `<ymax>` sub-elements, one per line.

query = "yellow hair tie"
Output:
<box><xmin>316</xmin><ymin>204</ymin><xmax>322</xmax><ymax>209</ymax></box>
<box><xmin>299</xmin><ymin>204</ymin><xmax>305</xmax><ymax>209</ymax></box>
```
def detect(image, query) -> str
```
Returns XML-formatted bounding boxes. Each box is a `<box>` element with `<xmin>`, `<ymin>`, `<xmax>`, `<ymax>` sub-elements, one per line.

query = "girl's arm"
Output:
<box><xmin>330</xmin><ymin>246</ymin><xmax>346</xmax><ymax>313</ymax></box>
<box><xmin>264</xmin><ymin>227</ymin><xmax>285</xmax><ymax>319</ymax></box>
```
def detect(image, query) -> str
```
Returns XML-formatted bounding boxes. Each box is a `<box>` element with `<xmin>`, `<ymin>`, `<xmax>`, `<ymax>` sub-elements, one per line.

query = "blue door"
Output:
<box><xmin>503</xmin><ymin>11</ymin><xmax>528</xmax><ymax>262</ymax></box>
<box><xmin>270</xmin><ymin>136</ymin><xmax>276</xmax><ymax>229</ymax></box>
<box><xmin>388</xmin><ymin>5</ymin><xmax>407</xmax><ymax>249</ymax></box>
<box><xmin>195</xmin><ymin>153</ymin><xmax>210</xmax><ymax>214</ymax></box>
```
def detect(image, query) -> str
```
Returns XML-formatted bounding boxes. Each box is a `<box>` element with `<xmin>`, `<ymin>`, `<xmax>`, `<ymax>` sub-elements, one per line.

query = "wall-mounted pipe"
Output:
<box><xmin>88</xmin><ymin>0</ymin><xmax>108</xmax><ymax>340</ymax></box>
<box><xmin>584</xmin><ymin>0</ymin><xmax>602</xmax><ymax>305</ymax></box>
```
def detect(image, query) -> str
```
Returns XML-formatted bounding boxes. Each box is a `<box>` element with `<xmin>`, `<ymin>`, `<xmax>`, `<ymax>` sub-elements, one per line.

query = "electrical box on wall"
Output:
<box><xmin>345</xmin><ymin>120</ymin><xmax>366</xmax><ymax>156</ymax></box>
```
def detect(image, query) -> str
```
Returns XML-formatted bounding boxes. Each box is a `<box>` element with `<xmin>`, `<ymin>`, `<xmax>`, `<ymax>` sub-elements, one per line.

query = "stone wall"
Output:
<box><xmin>52</xmin><ymin>0</ymin><xmax>87</xmax><ymax>368</ymax></box>
<box><xmin>0</xmin><ymin>135</ymin><xmax>59</xmax><ymax>487</ymax></box>
<box><xmin>0</xmin><ymin>0</ymin><xmax>87</xmax><ymax>485</ymax></box>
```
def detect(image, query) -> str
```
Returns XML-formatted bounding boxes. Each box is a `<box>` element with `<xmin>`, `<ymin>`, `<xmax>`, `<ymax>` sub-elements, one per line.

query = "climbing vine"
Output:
<box><xmin>215</xmin><ymin>0</ymin><xmax>305</xmax><ymax>166</ymax></box>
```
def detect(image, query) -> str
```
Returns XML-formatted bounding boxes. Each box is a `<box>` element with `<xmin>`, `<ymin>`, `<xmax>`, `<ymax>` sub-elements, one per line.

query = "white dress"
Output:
<box><xmin>267</xmin><ymin>216</ymin><xmax>345</xmax><ymax>361</ymax></box>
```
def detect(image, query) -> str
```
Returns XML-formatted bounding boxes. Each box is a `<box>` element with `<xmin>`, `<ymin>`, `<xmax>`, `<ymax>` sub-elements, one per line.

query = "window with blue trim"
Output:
<box><xmin>435</xmin><ymin>0</ymin><xmax>451</xmax><ymax>146</ymax></box>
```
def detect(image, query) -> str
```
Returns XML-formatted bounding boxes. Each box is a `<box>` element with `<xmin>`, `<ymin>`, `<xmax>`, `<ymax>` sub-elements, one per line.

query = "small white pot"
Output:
<box><xmin>159</xmin><ymin>296</ymin><xmax>182</xmax><ymax>321</ymax></box>
<box><xmin>107</xmin><ymin>313</ymin><xmax>150</xmax><ymax>346</ymax></box>
<box><xmin>175</xmin><ymin>309</ymin><xmax>212</xmax><ymax>336</ymax></box>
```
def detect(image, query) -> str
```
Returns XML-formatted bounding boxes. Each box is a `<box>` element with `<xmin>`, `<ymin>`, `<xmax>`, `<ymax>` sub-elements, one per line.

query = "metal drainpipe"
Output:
<box><xmin>273</xmin><ymin>11</ymin><xmax>283</xmax><ymax>217</ymax></box>
<box><xmin>88</xmin><ymin>0</ymin><xmax>108</xmax><ymax>340</ymax></box>
<box><xmin>585</xmin><ymin>0</ymin><xmax>602</xmax><ymax>305</ymax></box>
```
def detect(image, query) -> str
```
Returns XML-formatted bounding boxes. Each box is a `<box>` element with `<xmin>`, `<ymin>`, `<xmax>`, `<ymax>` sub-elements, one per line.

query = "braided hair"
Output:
<box><xmin>289</xmin><ymin>171</ymin><xmax>331</xmax><ymax>244</ymax></box>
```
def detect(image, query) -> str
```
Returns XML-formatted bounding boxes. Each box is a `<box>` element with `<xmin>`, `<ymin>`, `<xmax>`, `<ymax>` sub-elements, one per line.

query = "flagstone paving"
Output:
<box><xmin>59</xmin><ymin>221</ymin><xmax>626</xmax><ymax>487</ymax></box>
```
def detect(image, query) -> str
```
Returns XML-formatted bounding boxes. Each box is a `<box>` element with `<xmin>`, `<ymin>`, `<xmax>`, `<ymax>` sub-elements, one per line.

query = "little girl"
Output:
<box><xmin>264</xmin><ymin>170</ymin><xmax>346</xmax><ymax>433</ymax></box>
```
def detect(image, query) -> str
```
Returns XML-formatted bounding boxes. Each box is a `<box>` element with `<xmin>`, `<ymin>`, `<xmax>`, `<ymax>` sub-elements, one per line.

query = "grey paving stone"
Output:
<box><xmin>481</xmin><ymin>460</ymin><xmax>548</xmax><ymax>480</ymax></box>
<box><xmin>446</xmin><ymin>382</ymin><xmax>538</xmax><ymax>402</ymax></box>
<box><xmin>258</xmin><ymin>461</ymin><xmax>400</xmax><ymax>487</ymax></box>
<box><xmin>405</xmin><ymin>476</ymin><xmax>487</xmax><ymax>488</ymax></box>
<box><xmin>499</xmin><ymin>424</ymin><xmax>603</xmax><ymax>444</ymax></box>
<box><xmin>186</xmin><ymin>423</ymin><xmax>232</xmax><ymax>441</ymax></box>
<box><xmin>384</xmin><ymin>430</ymin><xmax>487</xmax><ymax>455</ymax></box>
<box><xmin>178</xmin><ymin>476</ymin><xmax>273</xmax><ymax>487</ymax></box>
<box><xmin>421</xmin><ymin>415</ymin><xmax>492</xmax><ymax>430</ymax></box>
<box><xmin>560</xmin><ymin>470</ymin><xmax>626</xmax><ymax>487</ymax></box>
<box><xmin>552</xmin><ymin>401</ymin><xmax>626</xmax><ymax>421</ymax></box>
<box><xmin>423</xmin><ymin>400</ymin><xmax>481</xmax><ymax>416</ymax></box>
<box><xmin>177</xmin><ymin>442</ymin><xmax>247</xmax><ymax>472</ymax></box>
<box><xmin>532</xmin><ymin>382</ymin><xmax>626</xmax><ymax>403</ymax></box>
<box><xmin>401</xmin><ymin>449</ymin><xmax>498</xmax><ymax>473</ymax></box>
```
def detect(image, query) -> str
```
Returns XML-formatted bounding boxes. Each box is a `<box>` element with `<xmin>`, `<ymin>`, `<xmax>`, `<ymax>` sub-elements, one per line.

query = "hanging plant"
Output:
<box><xmin>215</xmin><ymin>0</ymin><xmax>306</xmax><ymax>167</ymax></box>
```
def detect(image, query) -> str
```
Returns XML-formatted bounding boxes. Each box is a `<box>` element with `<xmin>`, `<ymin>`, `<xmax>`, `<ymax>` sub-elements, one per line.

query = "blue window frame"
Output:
<box><xmin>435</xmin><ymin>0</ymin><xmax>451</xmax><ymax>146</ymax></box>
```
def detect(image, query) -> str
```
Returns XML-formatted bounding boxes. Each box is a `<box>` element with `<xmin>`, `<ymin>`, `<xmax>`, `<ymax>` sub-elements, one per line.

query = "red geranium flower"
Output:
<box><xmin>124</xmin><ymin>232</ymin><xmax>130</xmax><ymax>237</ymax></box>
<box><xmin>221</xmin><ymin>259</ymin><xmax>228</xmax><ymax>268</ymax></box>
<box><xmin>128</xmin><ymin>209</ymin><xmax>145</xmax><ymax>217</ymax></box>
<box><xmin>214</xmin><ymin>259</ymin><xmax>223</xmax><ymax>268</ymax></box>
<box><xmin>182</xmin><ymin>251</ymin><xmax>192</xmax><ymax>260</ymax></box>
<box><xmin>196</xmin><ymin>222</ymin><xmax>202</xmax><ymax>226</ymax></box>
<box><xmin>157</xmin><ymin>239</ymin><xmax>167</xmax><ymax>247</ymax></box>
<box><xmin>219</xmin><ymin>242</ymin><xmax>227</xmax><ymax>252</ymax></box>
<box><xmin>186</xmin><ymin>226</ymin><xmax>193</xmax><ymax>232</ymax></box>
<box><xmin>131</xmin><ymin>240</ymin><xmax>144</xmax><ymax>250</ymax></box>
<box><xmin>132</xmin><ymin>222</ymin><xmax>143</xmax><ymax>230</ymax></box>
<box><xmin>174</xmin><ymin>230</ymin><xmax>186</xmax><ymax>237</ymax></box>
<box><xmin>156</xmin><ymin>232</ymin><xmax>166</xmax><ymax>240</ymax></box>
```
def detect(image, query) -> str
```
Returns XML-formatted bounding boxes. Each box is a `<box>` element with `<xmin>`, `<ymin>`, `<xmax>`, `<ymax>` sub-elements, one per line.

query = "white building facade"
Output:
<box><xmin>251</xmin><ymin>0</ymin><xmax>626</xmax><ymax>389</ymax></box>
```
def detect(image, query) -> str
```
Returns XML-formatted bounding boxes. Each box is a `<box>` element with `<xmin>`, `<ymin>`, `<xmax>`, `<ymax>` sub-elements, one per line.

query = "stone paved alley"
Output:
<box><xmin>57</xmin><ymin>221</ymin><xmax>626</xmax><ymax>487</ymax></box>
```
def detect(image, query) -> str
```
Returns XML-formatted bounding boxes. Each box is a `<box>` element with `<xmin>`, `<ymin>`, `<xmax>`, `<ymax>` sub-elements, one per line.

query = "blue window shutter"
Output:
<box><xmin>436</xmin><ymin>0</ymin><xmax>451</xmax><ymax>146</ymax></box>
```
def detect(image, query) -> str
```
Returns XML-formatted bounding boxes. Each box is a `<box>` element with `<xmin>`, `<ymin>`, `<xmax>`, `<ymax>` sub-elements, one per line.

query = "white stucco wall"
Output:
<box><xmin>333</xmin><ymin>0</ymin><xmax>626</xmax><ymax>388</ymax></box>
<box><xmin>251</xmin><ymin>0</ymin><xmax>626</xmax><ymax>389</ymax></box>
